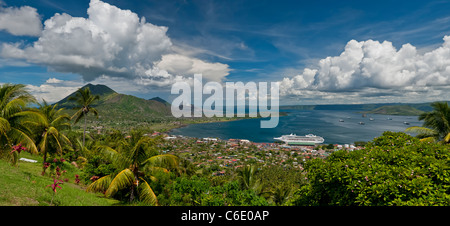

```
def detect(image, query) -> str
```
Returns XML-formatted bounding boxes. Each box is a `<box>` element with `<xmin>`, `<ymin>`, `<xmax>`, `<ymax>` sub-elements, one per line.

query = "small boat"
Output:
<box><xmin>369</xmin><ymin>118</ymin><xmax>374</xmax><ymax>121</ymax></box>
<box><xmin>387</xmin><ymin>118</ymin><xmax>392</xmax><ymax>120</ymax></box>
<box><xmin>403</xmin><ymin>122</ymin><xmax>410</xmax><ymax>125</ymax></box>
<box><xmin>339</xmin><ymin>119</ymin><xmax>344</xmax><ymax>122</ymax></box>
<box><xmin>359</xmin><ymin>122</ymin><xmax>365</xmax><ymax>125</ymax></box>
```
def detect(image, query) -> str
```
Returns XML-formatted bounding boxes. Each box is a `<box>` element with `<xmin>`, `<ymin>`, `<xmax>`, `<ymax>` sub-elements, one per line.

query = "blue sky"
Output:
<box><xmin>1</xmin><ymin>0</ymin><xmax>450</xmax><ymax>105</ymax></box>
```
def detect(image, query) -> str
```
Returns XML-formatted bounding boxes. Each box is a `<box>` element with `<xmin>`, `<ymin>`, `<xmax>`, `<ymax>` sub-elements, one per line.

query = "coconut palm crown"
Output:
<box><xmin>406</xmin><ymin>101</ymin><xmax>450</xmax><ymax>143</ymax></box>
<box><xmin>0</xmin><ymin>83</ymin><xmax>44</xmax><ymax>154</ymax></box>
<box><xmin>86</xmin><ymin>131</ymin><xmax>179</xmax><ymax>205</ymax></box>
<box><xmin>69</xmin><ymin>87</ymin><xmax>100</xmax><ymax>147</ymax></box>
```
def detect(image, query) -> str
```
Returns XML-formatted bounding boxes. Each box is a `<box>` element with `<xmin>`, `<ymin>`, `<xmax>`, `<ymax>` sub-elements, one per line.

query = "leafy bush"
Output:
<box><xmin>289</xmin><ymin>131</ymin><xmax>450</xmax><ymax>206</ymax></box>
<box><xmin>157</xmin><ymin>175</ymin><xmax>268</xmax><ymax>206</ymax></box>
<box><xmin>81</xmin><ymin>155</ymin><xmax>116</xmax><ymax>183</ymax></box>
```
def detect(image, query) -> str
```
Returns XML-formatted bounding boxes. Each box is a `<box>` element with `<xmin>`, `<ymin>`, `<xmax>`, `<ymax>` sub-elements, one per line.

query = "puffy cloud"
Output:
<box><xmin>0</xmin><ymin>5</ymin><xmax>42</xmax><ymax>36</ymax></box>
<box><xmin>280</xmin><ymin>36</ymin><xmax>450</xmax><ymax>103</ymax></box>
<box><xmin>26</xmin><ymin>79</ymin><xmax>82</xmax><ymax>103</ymax></box>
<box><xmin>156</xmin><ymin>54</ymin><xmax>230</xmax><ymax>82</ymax></box>
<box><xmin>1</xmin><ymin>0</ymin><xmax>229</xmax><ymax>87</ymax></box>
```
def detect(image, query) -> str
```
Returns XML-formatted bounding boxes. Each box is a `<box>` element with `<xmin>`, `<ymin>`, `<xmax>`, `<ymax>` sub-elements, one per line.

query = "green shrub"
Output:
<box><xmin>289</xmin><ymin>131</ymin><xmax>450</xmax><ymax>206</ymax></box>
<box><xmin>82</xmin><ymin>155</ymin><xmax>116</xmax><ymax>182</ymax></box>
<box><xmin>157</xmin><ymin>175</ymin><xmax>268</xmax><ymax>206</ymax></box>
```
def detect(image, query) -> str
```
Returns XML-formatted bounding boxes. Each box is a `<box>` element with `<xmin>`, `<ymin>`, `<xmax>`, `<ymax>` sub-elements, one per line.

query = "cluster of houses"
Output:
<box><xmin>159</xmin><ymin>134</ymin><xmax>364</xmax><ymax>176</ymax></box>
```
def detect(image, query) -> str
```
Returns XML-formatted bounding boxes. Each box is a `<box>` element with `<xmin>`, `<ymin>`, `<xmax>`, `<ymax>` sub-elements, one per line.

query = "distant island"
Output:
<box><xmin>280</xmin><ymin>101</ymin><xmax>450</xmax><ymax>116</ymax></box>
<box><xmin>360</xmin><ymin>105</ymin><xmax>425</xmax><ymax>116</ymax></box>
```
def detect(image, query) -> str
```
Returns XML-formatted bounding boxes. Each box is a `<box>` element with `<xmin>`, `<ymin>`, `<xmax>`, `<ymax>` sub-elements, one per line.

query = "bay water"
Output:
<box><xmin>170</xmin><ymin>110</ymin><xmax>423</xmax><ymax>144</ymax></box>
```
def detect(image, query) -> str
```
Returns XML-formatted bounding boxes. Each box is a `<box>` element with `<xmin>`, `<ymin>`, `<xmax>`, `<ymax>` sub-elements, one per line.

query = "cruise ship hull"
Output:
<box><xmin>274</xmin><ymin>134</ymin><xmax>324</xmax><ymax>145</ymax></box>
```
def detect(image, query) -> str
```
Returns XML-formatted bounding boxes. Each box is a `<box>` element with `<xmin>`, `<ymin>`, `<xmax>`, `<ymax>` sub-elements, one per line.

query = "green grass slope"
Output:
<box><xmin>0</xmin><ymin>153</ymin><xmax>118</xmax><ymax>206</ymax></box>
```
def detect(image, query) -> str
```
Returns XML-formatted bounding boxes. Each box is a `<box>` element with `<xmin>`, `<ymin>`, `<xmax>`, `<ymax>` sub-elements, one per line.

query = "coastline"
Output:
<box><xmin>165</xmin><ymin>111</ymin><xmax>289</xmax><ymax>134</ymax></box>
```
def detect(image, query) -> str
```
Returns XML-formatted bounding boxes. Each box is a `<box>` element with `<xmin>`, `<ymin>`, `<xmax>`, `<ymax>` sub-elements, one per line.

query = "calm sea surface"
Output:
<box><xmin>169</xmin><ymin>110</ymin><xmax>423</xmax><ymax>144</ymax></box>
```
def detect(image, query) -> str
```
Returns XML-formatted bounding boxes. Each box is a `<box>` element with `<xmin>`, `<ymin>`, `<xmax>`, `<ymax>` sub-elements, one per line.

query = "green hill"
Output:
<box><xmin>56</xmin><ymin>83</ymin><xmax>117</xmax><ymax>108</ymax></box>
<box><xmin>55</xmin><ymin>84</ymin><xmax>174</xmax><ymax>131</ymax></box>
<box><xmin>149</xmin><ymin>96</ymin><xmax>171</xmax><ymax>106</ymax></box>
<box><xmin>57</xmin><ymin>84</ymin><xmax>171</xmax><ymax>116</ymax></box>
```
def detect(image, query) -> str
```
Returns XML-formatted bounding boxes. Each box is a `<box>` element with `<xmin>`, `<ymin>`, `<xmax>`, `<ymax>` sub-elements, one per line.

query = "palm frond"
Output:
<box><xmin>86</xmin><ymin>175</ymin><xmax>114</xmax><ymax>193</ymax></box>
<box><xmin>105</xmin><ymin>169</ymin><xmax>135</xmax><ymax>197</ymax></box>
<box><xmin>59</xmin><ymin>133</ymin><xmax>71</xmax><ymax>146</ymax></box>
<box><xmin>144</xmin><ymin>166</ymin><xmax>170</xmax><ymax>174</ymax></box>
<box><xmin>49</xmin><ymin>128</ymin><xmax>63</xmax><ymax>155</ymax></box>
<box><xmin>405</xmin><ymin>126</ymin><xmax>437</xmax><ymax>136</ymax></box>
<box><xmin>137</xmin><ymin>178</ymin><xmax>158</xmax><ymax>206</ymax></box>
<box><xmin>90</xmin><ymin>107</ymin><xmax>99</xmax><ymax>117</ymax></box>
<box><xmin>51</xmin><ymin>114</ymin><xmax>71</xmax><ymax>129</ymax></box>
<box><xmin>444</xmin><ymin>133</ymin><xmax>450</xmax><ymax>143</ymax></box>
<box><xmin>0</xmin><ymin>117</ymin><xmax>11</xmax><ymax>135</ymax></box>
<box><xmin>420</xmin><ymin>137</ymin><xmax>437</xmax><ymax>143</ymax></box>
<box><xmin>143</xmin><ymin>154</ymin><xmax>179</xmax><ymax>169</ymax></box>
<box><xmin>10</xmin><ymin>110</ymin><xmax>48</xmax><ymax>130</ymax></box>
<box><xmin>71</xmin><ymin>109</ymin><xmax>84</xmax><ymax>124</ymax></box>
<box><xmin>3</xmin><ymin>98</ymin><xmax>27</xmax><ymax>119</ymax></box>
<box><xmin>9</xmin><ymin>127</ymin><xmax>38</xmax><ymax>154</ymax></box>
<box><xmin>39</xmin><ymin>131</ymin><xmax>49</xmax><ymax>156</ymax></box>
<box><xmin>94</xmin><ymin>144</ymin><xmax>121</xmax><ymax>163</ymax></box>
<box><xmin>75</xmin><ymin>138</ymin><xmax>89</xmax><ymax>154</ymax></box>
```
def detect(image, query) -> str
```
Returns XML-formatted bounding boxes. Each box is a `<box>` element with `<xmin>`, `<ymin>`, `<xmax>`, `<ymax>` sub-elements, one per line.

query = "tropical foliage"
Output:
<box><xmin>0</xmin><ymin>84</ymin><xmax>43</xmax><ymax>157</ymax></box>
<box><xmin>69</xmin><ymin>87</ymin><xmax>99</xmax><ymax>147</ymax></box>
<box><xmin>406</xmin><ymin>101</ymin><xmax>450</xmax><ymax>143</ymax></box>
<box><xmin>1</xmin><ymin>82</ymin><xmax>450</xmax><ymax>207</ymax></box>
<box><xmin>289</xmin><ymin>131</ymin><xmax>450</xmax><ymax>206</ymax></box>
<box><xmin>86</xmin><ymin>131</ymin><xmax>179</xmax><ymax>205</ymax></box>
<box><xmin>32</xmin><ymin>101</ymin><xmax>71</xmax><ymax>173</ymax></box>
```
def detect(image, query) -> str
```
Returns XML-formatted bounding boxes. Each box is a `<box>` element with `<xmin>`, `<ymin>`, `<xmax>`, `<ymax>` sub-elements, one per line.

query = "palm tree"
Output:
<box><xmin>238</xmin><ymin>165</ymin><xmax>258</xmax><ymax>190</ymax></box>
<box><xmin>69</xmin><ymin>87</ymin><xmax>99</xmax><ymax>148</ymax></box>
<box><xmin>86</xmin><ymin>131</ymin><xmax>179</xmax><ymax>205</ymax></box>
<box><xmin>272</xmin><ymin>185</ymin><xmax>293</xmax><ymax>206</ymax></box>
<box><xmin>406</xmin><ymin>102</ymin><xmax>450</xmax><ymax>143</ymax></box>
<box><xmin>32</xmin><ymin>100</ymin><xmax>71</xmax><ymax>173</ymax></box>
<box><xmin>0</xmin><ymin>84</ymin><xmax>44</xmax><ymax>155</ymax></box>
<box><xmin>238</xmin><ymin>164</ymin><xmax>267</xmax><ymax>196</ymax></box>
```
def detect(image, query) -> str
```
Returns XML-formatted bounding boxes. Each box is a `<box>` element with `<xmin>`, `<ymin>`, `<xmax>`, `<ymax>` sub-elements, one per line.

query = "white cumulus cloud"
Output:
<box><xmin>156</xmin><ymin>54</ymin><xmax>230</xmax><ymax>82</ymax></box>
<box><xmin>0</xmin><ymin>5</ymin><xmax>42</xmax><ymax>36</ymax></box>
<box><xmin>279</xmin><ymin>36</ymin><xmax>450</xmax><ymax>103</ymax></box>
<box><xmin>1</xmin><ymin>0</ymin><xmax>229</xmax><ymax>88</ymax></box>
<box><xmin>26</xmin><ymin>79</ymin><xmax>82</xmax><ymax>103</ymax></box>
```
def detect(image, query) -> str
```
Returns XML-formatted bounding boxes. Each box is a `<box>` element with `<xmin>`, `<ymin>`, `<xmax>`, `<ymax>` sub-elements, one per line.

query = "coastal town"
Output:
<box><xmin>157</xmin><ymin>133</ymin><xmax>364</xmax><ymax>176</ymax></box>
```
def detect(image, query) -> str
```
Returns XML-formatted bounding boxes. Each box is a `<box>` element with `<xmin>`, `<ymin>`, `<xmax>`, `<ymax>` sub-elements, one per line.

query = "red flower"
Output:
<box><xmin>10</xmin><ymin>144</ymin><xmax>27</xmax><ymax>154</ymax></box>
<box><xmin>43</xmin><ymin>162</ymin><xmax>50</xmax><ymax>169</ymax></box>
<box><xmin>47</xmin><ymin>179</ymin><xmax>63</xmax><ymax>193</ymax></box>
<box><xmin>90</xmin><ymin>176</ymin><xmax>99</xmax><ymax>182</ymax></box>
<box><xmin>75</xmin><ymin>175</ymin><xmax>80</xmax><ymax>184</ymax></box>
<box><xmin>56</xmin><ymin>166</ymin><xmax>61</xmax><ymax>177</ymax></box>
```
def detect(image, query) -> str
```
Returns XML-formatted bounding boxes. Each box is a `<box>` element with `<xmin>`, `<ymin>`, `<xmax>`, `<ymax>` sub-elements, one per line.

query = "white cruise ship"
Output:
<box><xmin>274</xmin><ymin>133</ymin><xmax>324</xmax><ymax>145</ymax></box>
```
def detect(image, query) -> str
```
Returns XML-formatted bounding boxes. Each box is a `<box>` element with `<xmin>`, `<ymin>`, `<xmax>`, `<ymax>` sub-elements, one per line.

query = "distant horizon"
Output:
<box><xmin>50</xmin><ymin>83</ymin><xmax>448</xmax><ymax>108</ymax></box>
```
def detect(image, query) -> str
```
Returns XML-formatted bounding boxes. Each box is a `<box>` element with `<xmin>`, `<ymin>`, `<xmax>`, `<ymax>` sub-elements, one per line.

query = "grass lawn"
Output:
<box><xmin>0</xmin><ymin>152</ymin><xmax>119</xmax><ymax>206</ymax></box>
